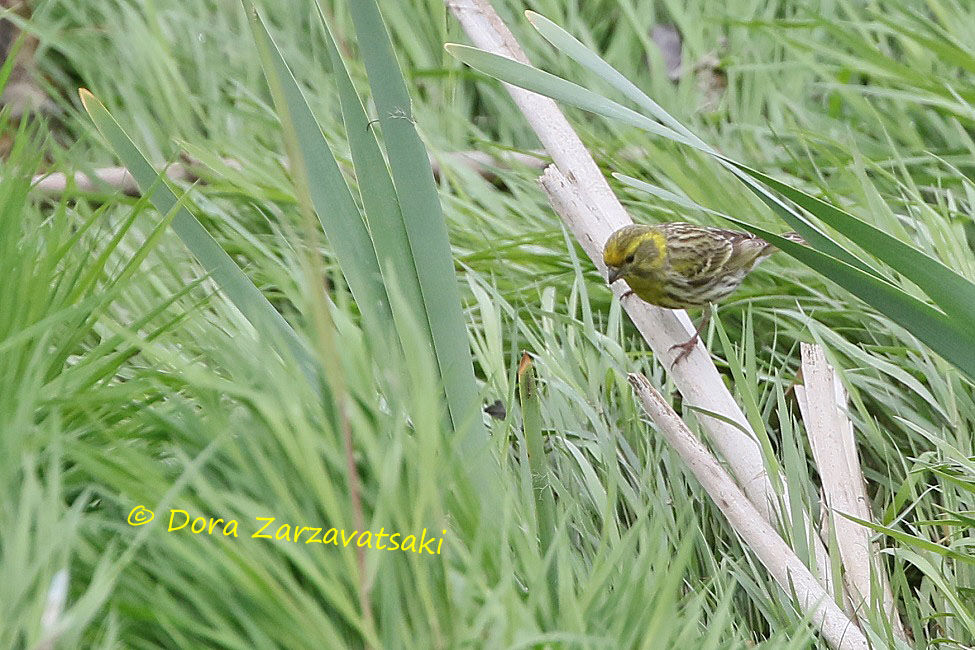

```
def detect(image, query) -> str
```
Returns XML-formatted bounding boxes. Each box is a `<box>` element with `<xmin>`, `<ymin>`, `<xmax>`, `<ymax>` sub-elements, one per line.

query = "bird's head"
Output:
<box><xmin>602</xmin><ymin>225</ymin><xmax>666</xmax><ymax>284</ymax></box>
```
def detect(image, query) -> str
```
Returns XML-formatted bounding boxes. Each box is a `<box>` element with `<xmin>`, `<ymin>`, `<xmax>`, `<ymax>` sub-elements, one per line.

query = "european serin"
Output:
<box><xmin>603</xmin><ymin>222</ymin><xmax>803</xmax><ymax>364</ymax></box>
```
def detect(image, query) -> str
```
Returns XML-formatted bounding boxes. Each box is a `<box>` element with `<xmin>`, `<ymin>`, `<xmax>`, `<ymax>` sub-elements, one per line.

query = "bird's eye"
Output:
<box><xmin>625</xmin><ymin>254</ymin><xmax>635</xmax><ymax>264</ymax></box>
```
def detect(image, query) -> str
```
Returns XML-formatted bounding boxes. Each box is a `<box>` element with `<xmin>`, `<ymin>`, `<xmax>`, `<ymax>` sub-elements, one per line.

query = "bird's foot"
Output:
<box><xmin>668</xmin><ymin>334</ymin><xmax>700</xmax><ymax>367</ymax></box>
<box><xmin>619</xmin><ymin>289</ymin><xmax>634</xmax><ymax>300</ymax></box>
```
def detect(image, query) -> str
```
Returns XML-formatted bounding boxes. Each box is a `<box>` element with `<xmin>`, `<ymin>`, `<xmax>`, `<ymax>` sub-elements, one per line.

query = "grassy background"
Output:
<box><xmin>3</xmin><ymin>0</ymin><xmax>975</xmax><ymax>647</ymax></box>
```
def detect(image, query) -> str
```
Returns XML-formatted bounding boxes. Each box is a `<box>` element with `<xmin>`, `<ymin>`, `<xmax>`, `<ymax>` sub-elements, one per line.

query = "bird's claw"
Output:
<box><xmin>668</xmin><ymin>336</ymin><xmax>700</xmax><ymax>368</ymax></box>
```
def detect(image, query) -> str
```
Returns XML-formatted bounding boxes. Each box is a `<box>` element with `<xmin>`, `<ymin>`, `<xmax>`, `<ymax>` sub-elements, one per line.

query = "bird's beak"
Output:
<box><xmin>607</xmin><ymin>266</ymin><xmax>622</xmax><ymax>284</ymax></box>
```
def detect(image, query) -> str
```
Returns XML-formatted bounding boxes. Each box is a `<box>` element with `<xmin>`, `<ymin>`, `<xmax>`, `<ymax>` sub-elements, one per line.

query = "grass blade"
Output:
<box><xmin>445</xmin><ymin>42</ymin><xmax>875</xmax><ymax>276</ymax></box>
<box><xmin>453</xmin><ymin>19</ymin><xmax>975</xmax><ymax>376</ymax></box>
<box><xmin>517</xmin><ymin>13</ymin><xmax>883</xmax><ymax>278</ymax></box>
<box><xmin>723</xmin><ymin>218</ymin><xmax>975</xmax><ymax>380</ymax></box>
<box><xmin>444</xmin><ymin>43</ymin><xmax>694</xmax><ymax>147</ymax></box>
<box><xmin>78</xmin><ymin>89</ymin><xmax>316</xmax><ymax>382</ymax></box>
<box><xmin>517</xmin><ymin>352</ymin><xmax>557</xmax><ymax>608</ymax></box>
<box><xmin>347</xmin><ymin>2</ymin><xmax>485</xmax><ymax>448</ymax></box>
<box><xmin>245</xmin><ymin>5</ymin><xmax>393</xmax><ymax>337</ymax></box>
<box><xmin>314</xmin><ymin>4</ymin><xmax>431</xmax><ymax>355</ymax></box>
<box><xmin>726</xmin><ymin>160</ymin><xmax>975</xmax><ymax>325</ymax></box>
<box><xmin>525</xmin><ymin>11</ymin><xmax>699</xmax><ymax>144</ymax></box>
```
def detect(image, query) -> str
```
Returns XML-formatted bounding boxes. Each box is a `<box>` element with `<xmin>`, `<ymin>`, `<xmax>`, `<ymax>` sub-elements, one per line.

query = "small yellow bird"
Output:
<box><xmin>603</xmin><ymin>222</ymin><xmax>803</xmax><ymax>364</ymax></box>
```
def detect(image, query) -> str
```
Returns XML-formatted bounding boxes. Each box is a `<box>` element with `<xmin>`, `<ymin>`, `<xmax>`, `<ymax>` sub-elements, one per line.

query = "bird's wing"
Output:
<box><xmin>661</xmin><ymin>224</ymin><xmax>738</xmax><ymax>279</ymax></box>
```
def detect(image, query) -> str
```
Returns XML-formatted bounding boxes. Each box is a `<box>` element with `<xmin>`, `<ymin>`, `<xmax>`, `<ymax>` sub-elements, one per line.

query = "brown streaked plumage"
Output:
<box><xmin>603</xmin><ymin>222</ymin><xmax>803</xmax><ymax>364</ymax></box>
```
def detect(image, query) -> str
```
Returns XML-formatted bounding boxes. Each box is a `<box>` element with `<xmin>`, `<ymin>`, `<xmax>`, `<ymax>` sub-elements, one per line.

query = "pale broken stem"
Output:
<box><xmin>540</xmin><ymin>167</ymin><xmax>838</xmax><ymax>587</ymax></box>
<box><xmin>32</xmin><ymin>164</ymin><xmax>187</xmax><ymax>197</ymax></box>
<box><xmin>446</xmin><ymin>0</ymin><xmax>630</xmax><ymax>224</ymax></box>
<box><xmin>628</xmin><ymin>373</ymin><xmax>869</xmax><ymax>650</ymax></box>
<box><xmin>30</xmin><ymin>155</ymin><xmax>245</xmax><ymax>197</ymax></box>
<box><xmin>31</xmin><ymin>150</ymin><xmax>548</xmax><ymax>199</ymax></box>
<box><xmin>447</xmin><ymin>0</ymin><xmax>838</xmax><ymax>597</ymax></box>
<box><xmin>795</xmin><ymin>343</ymin><xmax>905</xmax><ymax>640</ymax></box>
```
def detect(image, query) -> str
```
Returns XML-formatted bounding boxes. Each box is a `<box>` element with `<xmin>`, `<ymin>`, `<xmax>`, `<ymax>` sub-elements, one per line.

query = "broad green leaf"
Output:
<box><xmin>347</xmin><ymin>2</ymin><xmax>484</xmax><ymax>448</ymax></box>
<box><xmin>454</xmin><ymin>18</ymin><xmax>975</xmax><ymax>380</ymax></box>
<box><xmin>726</xmin><ymin>161</ymin><xmax>975</xmax><ymax>326</ymax></box>
<box><xmin>525</xmin><ymin>11</ymin><xmax>698</xmax><ymax>144</ymax></box>
<box><xmin>723</xmin><ymin>218</ymin><xmax>975</xmax><ymax>380</ymax></box>
<box><xmin>314</xmin><ymin>3</ymin><xmax>431</xmax><ymax>359</ymax></box>
<box><xmin>445</xmin><ymin>42</ymin><xmax>873</xmax><ymax>276</ymax></box>
<box><xmin>517</xmin><ymin>13</ymin><xmax>878</xmax><ymax>277</ymax></box>
<box><xmin>613</xmin><ymin>173</ymin><xmax>731</xmax><ymax>217</ymax></box>
<box><xmin>245</xmin><ymin>5</ymin><xmax>394</xmax><ymax>337</ymax></box>
<box><xmin>444</xmin><ymin>44</ymin><xmax>695</xmax><ymax>147</ymax></box>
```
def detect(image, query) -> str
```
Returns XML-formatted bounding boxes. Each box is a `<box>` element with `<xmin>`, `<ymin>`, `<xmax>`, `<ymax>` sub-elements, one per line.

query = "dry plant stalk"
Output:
<box><xmin>32</xmin><ymin>165</ymin><xmax>184</xmax><ymax>197</ymax></box>
<box><xmin>795</xmin><ymin>343</ymin><xmax>905</xmax><ymax>639</ymax></box>
<box><xmin>629</xmin><ymin>373</ymin><xmax>869</xmax><ymax>650</ymax></box>
<box><xmin>445</xmin><ymin>0</ymin><xmax>836</xmax><ymax>592</ymax></box>
<box><xmin>30</xmin><ymin>151</ymin><xmax>546</xmax><ymax>199</ymax></box>
<box><xmin>30</xmin><ymin>154</ymin><xmax>246</xmax><ymax>197</ymax></box>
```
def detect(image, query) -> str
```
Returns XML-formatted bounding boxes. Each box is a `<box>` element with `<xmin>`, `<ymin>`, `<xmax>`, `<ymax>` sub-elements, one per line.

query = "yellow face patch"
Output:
<box><xmin>603</xmin><ymin>226</ymin><xmax>666</xmax><ymax>270</ymax></box>
<box><xmin>636</xmin><ymin>231</ymin><xmax>667</xmax><ymax>271</ymax></box>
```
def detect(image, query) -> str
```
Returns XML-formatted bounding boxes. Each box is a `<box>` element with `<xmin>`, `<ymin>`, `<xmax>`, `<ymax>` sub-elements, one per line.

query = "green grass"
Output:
<box><xmin>2</xmin><ymin>0</ymin><xmax>975</xmax><ymax>647</ymax></box>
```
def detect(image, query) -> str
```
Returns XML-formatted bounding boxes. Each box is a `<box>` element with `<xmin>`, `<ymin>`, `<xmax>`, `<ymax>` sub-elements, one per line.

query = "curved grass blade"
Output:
<box><xmin>615</xmin><ymin>171</ymin><xmax>898</xmax><ymax>293</ymax></box>
<box><xmin>725</xmin><ymin>160</ymin><xmax>975</xmax><ymax>325</ymax></box>
<box><xmin>517</xmin><ymin>13</ymin><xmax>881</xmax><ymax>279</ymax></box>
<box><xmin>529</xmin><ymin>11</ymin><xmax>975</xmax><ymax>325</ymax></box>
<box><xmin>445</xmin><ymin>42</ymin><xmax>874</xmax><ymax>277</ymax></box>
<box><xmin>79</xmin><ymin>89</ymin><xmax>317</xmax><ymax>383</ymax></box>
<box><xmin>525</xmin><ymin>11</ymin><xmax>698</xmax><ymax>145</ymax></box>
<box><xmin>840</xmin><ymin>513</ymin><xmax>975</xmax><ymax>567</ymax></box>
<box><xmin>445</xmin><ymin>44</ymin><xmax>695</xmax><ymax>148</ymax></box>
<box><xmin>517</xmin><ymin>352</ymin><xmax>557</xmax><ymax>607</ymax></box>
<box><xmin>454</xmin><ymin>19</ymin><xmax>975</xmax><ymax>360</ymax></box>
<box><xmin>614</xmin><ymin>173</ymin><xmax>738</xmax><ymax>218</ymax></box>
<box><xmin>245</xmin><ymin>5</ymin><xmax>393</xmax><ymax>337</ymax></box>
<box><xmin>517</xmin><ymin>353</ymin><xmax>555</xmax><ymax>548</ymax></box>
<box><xmin>0</xmin><ymin>31</ymin><xmax>27</xmax><ymax>98</ymax></box>
<box><xmin>722</xmin><ymin>218</ymin><xmax>975</xmax><ymax>380</ymax></box>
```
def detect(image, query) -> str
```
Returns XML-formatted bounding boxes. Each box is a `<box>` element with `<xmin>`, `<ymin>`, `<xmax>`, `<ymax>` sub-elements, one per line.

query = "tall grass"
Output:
<box><xmin>1</xmin><ymin>0</ymin><xmax>973</xmax><ymax>647</ymax></box>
